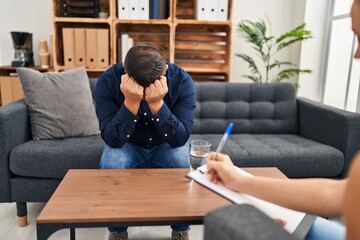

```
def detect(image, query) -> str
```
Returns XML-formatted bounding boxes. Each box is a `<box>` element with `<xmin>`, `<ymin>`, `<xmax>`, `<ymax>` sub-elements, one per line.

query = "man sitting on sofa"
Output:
<box><xmin>95</xmin><ymin>45</ymin><xmax>196</xmax><ymax>240</ymax></box>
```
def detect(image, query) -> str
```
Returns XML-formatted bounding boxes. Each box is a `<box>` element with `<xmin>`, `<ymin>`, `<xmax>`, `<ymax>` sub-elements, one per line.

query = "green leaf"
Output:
<box><xmin>235</xmin><ymin>53</ymin><xmax>261</xmax><ymax>76</ymax></box>
<box><xmin>277</xmin><ymin>36</ymin><xmax>312</xmax><ymax>51</ymax></box>
<box><xmin>269</xmin><ymin>60</ymin><xmax>297</xmax><ymax>70</ymax></box>
<box><xmin>237</xmin><ymin>20</ymin><xmax>268</xmax><ymax>57</ymax></box>
<box><xmin>243</xmin><ymin>75</ymin><xmax>261</xmax><ymax>83</ymax></box>
<box><xmin>273</xmin><ymin>69</ymin><xmax>312</xmax><ymax>82</ymax></box>
<box><xmin>276</xmin><ymin>23</ymin><xmax>311</xmax><ymax>43</ymax></box>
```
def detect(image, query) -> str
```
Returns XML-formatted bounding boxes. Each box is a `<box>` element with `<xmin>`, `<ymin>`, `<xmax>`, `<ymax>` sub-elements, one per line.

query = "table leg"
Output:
<box><xmin>70</xmin><ymin>228</ymin><xmax>76</xmax><ymax>240</ymax></box>
<box><xmin>37</xmin><ymin>223</ymin><xmax>64</xmax><ymax>240</ymax></box>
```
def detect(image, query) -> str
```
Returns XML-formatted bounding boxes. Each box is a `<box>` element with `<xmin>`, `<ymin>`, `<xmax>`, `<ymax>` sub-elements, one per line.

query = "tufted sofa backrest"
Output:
<box><xmin>192</xmin><ymin>82</ymin><xmax>298</xmax><ymax>134</ymax></box>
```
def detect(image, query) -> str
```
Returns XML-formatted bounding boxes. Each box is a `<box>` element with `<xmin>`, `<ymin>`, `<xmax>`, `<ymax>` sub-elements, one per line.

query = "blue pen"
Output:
<box><xmin>198</xmin><ymin>122</ymin><xmax>233</xmax><ymax>174</ymax></box>
<box><xmin>214</xmin><ymin>122</ymin><xmax>234</xmax><ymax>160</ymax></box>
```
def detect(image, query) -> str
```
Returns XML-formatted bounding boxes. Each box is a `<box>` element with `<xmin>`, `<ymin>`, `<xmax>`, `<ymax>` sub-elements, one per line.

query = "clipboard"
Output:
<box><xmin>187</xmin><ymin>165</ymin><xmax>315</xmax><ymax>239</ymax></box>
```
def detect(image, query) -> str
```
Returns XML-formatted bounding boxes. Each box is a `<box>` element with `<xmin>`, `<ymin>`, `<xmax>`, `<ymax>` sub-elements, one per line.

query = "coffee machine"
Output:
<box><xmin>11</xmin><ymin>31</ymin><xmax>34</xmax><ymax>67</ymax></box>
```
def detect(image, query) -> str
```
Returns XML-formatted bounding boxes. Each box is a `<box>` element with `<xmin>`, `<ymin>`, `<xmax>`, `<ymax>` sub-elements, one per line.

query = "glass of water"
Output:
<box><xmin>189</xmin><ymin>140</ymin><xmax>211</xmax><ymax>171</ymax></box>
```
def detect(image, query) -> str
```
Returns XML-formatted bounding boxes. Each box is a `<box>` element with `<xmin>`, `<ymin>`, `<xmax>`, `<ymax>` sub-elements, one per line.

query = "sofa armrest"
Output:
<box><xmin>204</xmin><ymin>204</ymin><xmax>295</xmax><ymax>240</ymax></box>
<box><xmin>0</xmin><ymin>100</ymin><xmax>31</xmax><ymax>202</ymax></box>
<box><xmin>297</xmin><ymin>98</ymin><xmax>360</xmax><ymax>178</ymax></box>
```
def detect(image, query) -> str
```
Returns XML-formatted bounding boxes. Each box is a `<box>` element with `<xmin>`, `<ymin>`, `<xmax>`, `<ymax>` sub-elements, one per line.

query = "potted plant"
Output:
<box><xmin>236</xmin><ymin>18</ymin><xmax>313</xmax><ymax>84</ymax></box>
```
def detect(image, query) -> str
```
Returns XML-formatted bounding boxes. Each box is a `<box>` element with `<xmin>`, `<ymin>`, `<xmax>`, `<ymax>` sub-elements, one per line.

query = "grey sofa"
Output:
<box><xmin>191</xmin><ymin>82</ymin><xmax>360</xmax><ymax>178</ymax></box>
<box><xmin>1</xmin><ymin>81</ymin><xmax>360</xmax><ymax>226</ymax></box>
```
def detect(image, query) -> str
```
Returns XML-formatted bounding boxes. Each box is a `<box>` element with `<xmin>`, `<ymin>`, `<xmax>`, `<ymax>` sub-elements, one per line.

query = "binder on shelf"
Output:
<box><xmin>74</xmin><ymin>28</ymin><xmax>86</xmax><ymax>66</ymax></box>
<box><xmin>62</xmin><ymin>28</ymin><xmax>75</xmax><ymax>66</ymax></box>
<box><xmin>117</xmin><ymin>38</ymin><xmax>122</xmax><ymax>62</ymax></box>
<box><xmin>138</xmin><ymin>0</ymin><xmax>149</xmax><ymax>20</ymax></box>
<box><xmin>120</xmin><ymin>34</ymin><xmax>134</xmax><ymax>63</ymax></box>
<box><xmin>118</xmin><ymin>0</ymin><xmax>129</xmax><ymax>19</ymax></box>
<box><xmin>158</xmin><ymin>0</ymin><xmax>167</xmax><ymax>19</ymax></box>
<box><xmin>150</xmin><ymin>0</ymin><xmax>159</xmax><ymax>19</ymax></box>
<box><xmin>195</xmin><ymin>0</ymin><xmax>208</xmax><ymax>20</ymax></box>
<box><xmin>208</xmin><ymin>0</ymin><xmax>218</xmax><ymax>21</ymax></box>
<box><xmin>128</xmin><ymin>36</ymin><xmax>134</xmax><ymax>52</ymax></box>
<box><xmin>128</xmin><ymin>0</ymin><xmax>139</xmax><ymax>19</ymax></box>
<box><xmin>121</xmin><ymin>34</ymin><xmax>129</xmax><ymax>63</ymax></box>
<box><xmin>85</xmin><ymin>28</ymin><xmax>98</xmax><ymax>68</ymax></box>
<box><xmin>97</xmin><ymin>29</ymin><xmax>109</xmax><ymax>67</ymax></box>
<box><xmin>217</xmin><ymin>0</ymin><xmax>228</xmax><ymax>21</ymax></box>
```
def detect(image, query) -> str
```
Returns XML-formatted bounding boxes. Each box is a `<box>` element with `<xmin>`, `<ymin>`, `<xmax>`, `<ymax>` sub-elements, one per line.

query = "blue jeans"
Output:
<box><xmin>305</xmin><ymin>217</ymin><xmax>346</xmax><ymax>240</ymax></box>
<box><xmin>99</xmin><ymin>142</ymin><xmax>190</xmax><ymax>233</ymax></box>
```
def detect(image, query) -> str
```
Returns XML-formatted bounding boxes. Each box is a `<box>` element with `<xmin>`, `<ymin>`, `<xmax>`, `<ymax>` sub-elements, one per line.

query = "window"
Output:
<box><xmin>322</xmin><ymin>0</ymin><xmax>360</xmax><ymax>113</ymax></box>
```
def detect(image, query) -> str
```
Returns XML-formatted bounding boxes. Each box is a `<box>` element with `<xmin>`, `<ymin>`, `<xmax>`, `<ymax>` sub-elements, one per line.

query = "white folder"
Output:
<box><xmin>121</xmin><ymin>34</ymin><xmax>129</xmax><ymax>63</ymax></box>
<box><xmin>195</xmin><ymin>0</ymin><xmax>208</xmax><ymax>20</ymax></box>
<box><xmin>217</xmin><ymin>0</ymin><xmax>228</xmax><ymax>21</ymax></box>
<box><xmin>97</xmin><ymin>29</ymin><xmax>109</xmax><ymax>67</ymax></box>
<box><xmin>129</xmin><ymin>0</ymin><xmax>139</xmax><ymax>19</ymax></box>
<box><xmin>138</xmin><ymin>0</ymin><xmax>149</xmax><ymax>20</ymax></box>
<box><xmin>118</xmin><ymin>0</ymin><xmax>129</xmax><ymax>19</ymax></box>
<box><xmin>208</xmin><ymin>0</ymin><xmax>218</xmax><ymax>21</ymax></box>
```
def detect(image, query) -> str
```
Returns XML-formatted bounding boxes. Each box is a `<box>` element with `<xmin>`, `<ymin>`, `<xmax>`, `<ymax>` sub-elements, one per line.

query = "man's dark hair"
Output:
<box><xmin>124</xmin><ymin>45</ymin><xmax>166</xmax><ymax>87</ymax></box>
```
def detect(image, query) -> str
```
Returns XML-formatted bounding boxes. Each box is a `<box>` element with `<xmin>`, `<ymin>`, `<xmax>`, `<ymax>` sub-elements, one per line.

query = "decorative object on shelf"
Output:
<box><xmin>98</xmin><ymin>3</ymin><xmax>109</xmax><ymax>18</ymax></box>
<box><xmin>10</xmin><ymin>32</ymin><xmax>34</xmax><ymax>67</ymax></box>
<box><xmin>60</xmin><ymin>0</ymin><xmax>99</xmax><ymax>18</ymax></box>
<box><xmin>236</xmin><ymin>17</ymin><xmax>312</xmax><ymax>84</ymax></box>
<box><xmin>38</xmin><ymin>39</ymin><xmax>50</xmax><ymax>68</ymax></box>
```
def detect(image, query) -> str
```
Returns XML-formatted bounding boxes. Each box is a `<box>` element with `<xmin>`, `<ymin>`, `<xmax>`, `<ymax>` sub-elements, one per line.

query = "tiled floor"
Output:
<box><xmin>0</xmin><ymin>203</ymin><xmax>204</xmax><ymax>240</ymax></box>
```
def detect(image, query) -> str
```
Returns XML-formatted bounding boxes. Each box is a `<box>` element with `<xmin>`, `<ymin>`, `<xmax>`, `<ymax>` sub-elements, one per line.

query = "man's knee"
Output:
<box><xmin>99</xmin><ymin>144</ymin><xmax>137</xmax><ymax>169</ymax></box>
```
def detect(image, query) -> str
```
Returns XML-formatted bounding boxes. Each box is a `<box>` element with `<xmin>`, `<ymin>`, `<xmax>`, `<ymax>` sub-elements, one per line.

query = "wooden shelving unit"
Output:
<box><xmin>52</xmin><ymin>0</ymin><xmax>232</xmax><ymax>81</ymax></box>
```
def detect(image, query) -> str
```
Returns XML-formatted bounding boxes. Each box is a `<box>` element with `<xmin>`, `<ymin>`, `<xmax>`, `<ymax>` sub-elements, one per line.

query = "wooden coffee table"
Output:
<box><xmin>36</xmin><ymin>168</ymin><xmax>286</xmax><ymax>240</ymax></box>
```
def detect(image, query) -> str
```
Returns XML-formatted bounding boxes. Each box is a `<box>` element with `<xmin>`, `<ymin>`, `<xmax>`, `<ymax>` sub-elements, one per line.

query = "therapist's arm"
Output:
<box><xmin>206</xmin><ymin>152</ymin><xmax>346</xmax><ymax>217</ymax></box>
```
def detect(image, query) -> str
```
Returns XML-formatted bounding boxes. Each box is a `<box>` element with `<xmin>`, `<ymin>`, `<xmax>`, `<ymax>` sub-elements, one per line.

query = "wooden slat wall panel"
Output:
<box><xmin>177</xmin><ymin>62</ymin><xmax>225</xmax><ymax>70</ymax></box>
<box><xmin>189</xmin><ymin>72</ymin><xmax>228</xmax><ymax>82</ymax></box>
<box><xmin>175</xmin><ymin>24</ymin><xmax>229</xmax><ymax>72</ymax></box>
<box><xmin>116</xmin><ymin>24</ymin><xmax>170</xmax><ymax>61</ymax></box>
<box><xmin>176</xmin><ymin>0</ymin><xmax>195</xmax><ymax>19</ymax></box>
<box><xmin>175</xmin><ymin>52</ymin><xmax>224</xmax><ymax>61</ymax></box>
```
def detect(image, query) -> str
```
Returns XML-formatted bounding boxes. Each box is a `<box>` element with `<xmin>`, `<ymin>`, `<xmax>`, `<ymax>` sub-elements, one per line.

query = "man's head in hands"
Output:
<box><xmin>124</xmin><ymin>45</ymin><xmax>167</xmax><ymax>88</ymax></box>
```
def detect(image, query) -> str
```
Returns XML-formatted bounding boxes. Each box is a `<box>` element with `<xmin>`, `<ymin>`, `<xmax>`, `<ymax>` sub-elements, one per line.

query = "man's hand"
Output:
<box><xmin>145</xmin><ymin>76</ymin><xmax>168</xmax><ymax>114</ymax></box>
<box><xmin>120</xmin><ymin>74</ymin><xmax>144</xmax><ymax>115</ymax></box>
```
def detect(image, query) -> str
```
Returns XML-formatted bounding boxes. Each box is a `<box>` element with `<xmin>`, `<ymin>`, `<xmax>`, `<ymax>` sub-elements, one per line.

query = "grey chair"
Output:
<box><xmin>204</xmin><ymin>204</ymin><xmax>301</xmax><ymax>240</ymax></box>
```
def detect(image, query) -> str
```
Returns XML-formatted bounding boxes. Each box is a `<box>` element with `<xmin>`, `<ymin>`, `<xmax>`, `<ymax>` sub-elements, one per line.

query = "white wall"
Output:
<box><xmin>230</xmin><ymin>0</ymin><xmax>307</xmax><ymax>83</ymax></box>
<box><xmin>0</xmin><ymin>0</ymin><xmax>52</xmax><ymax>66</ymax></box>
<box><xmin>297</xmin><ymin>0</ymin><xmax>329</xmax><ymax>101</ymax></box>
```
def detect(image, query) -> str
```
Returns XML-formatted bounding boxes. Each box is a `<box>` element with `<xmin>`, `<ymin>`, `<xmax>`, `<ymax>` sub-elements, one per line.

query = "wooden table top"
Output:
<box><xmin>37</xmin><ymin>167</ymin><xmax>286</xmax><ymax>224</ymax></box>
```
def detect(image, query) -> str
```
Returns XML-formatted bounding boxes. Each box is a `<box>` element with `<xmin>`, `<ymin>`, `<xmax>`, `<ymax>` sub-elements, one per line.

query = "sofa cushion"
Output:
<box><xmin>9</xmin><ymin>135</ymin><xmax>104</xmax><ymax>179</ymax></box>
<box><xmin>190</xmin><ymin>134</ymin><xmax>344</xmax><ymax>178</ymax></box>
<box><xmin>16</xmin><ymin>67</ymin><xmax>100</xmax><ymax>140</ymax></box>
<box><xmin>193</xmin><ymin>83</ymin><xmax>297</xmax><ymax>134</ymax></box>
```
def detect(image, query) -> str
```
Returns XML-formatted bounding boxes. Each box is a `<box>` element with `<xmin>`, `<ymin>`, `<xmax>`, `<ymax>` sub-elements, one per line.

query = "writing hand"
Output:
<box><xmin>206</xmin><ymin>152</ymin><xmax>242</xmax><ymax>192</ymax></box>
<box><xmin>120</xmin><ymin>74</ymin><xmax>144</xmax><ymax>115</ymax></box>
<box><xmin>145</xmin><ymin>76</ymin><xmax>168</xmax><ymax>114</ymax></box>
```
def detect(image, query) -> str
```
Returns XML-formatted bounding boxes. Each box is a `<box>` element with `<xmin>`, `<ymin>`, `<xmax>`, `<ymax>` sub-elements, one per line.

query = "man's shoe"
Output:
<box><xmin>171</xmin><ymin>229</ymin><xmax>189</xmax><ymax>240</ymax></box>
<box><xmin>108</xmin><ymin>231</ymin><xmax>128</xmax><ymax>240</ymax></box>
